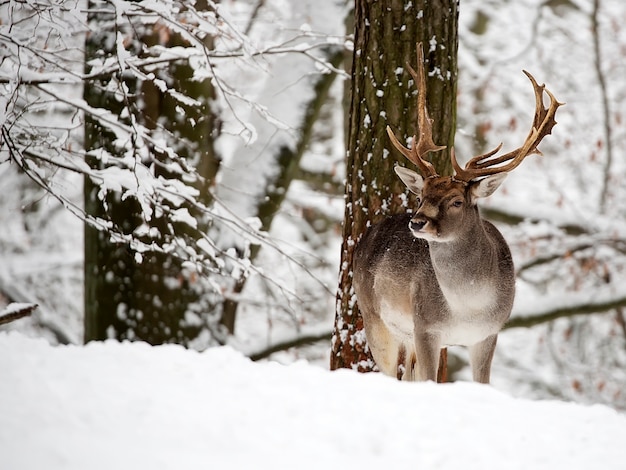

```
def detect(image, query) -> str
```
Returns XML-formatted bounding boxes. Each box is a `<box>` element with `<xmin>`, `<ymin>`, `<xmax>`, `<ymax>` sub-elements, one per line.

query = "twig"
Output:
<box><xmin>247</xmin><ymin>327</ymin><xmax>332</xmax><ymax>361</ymax></box>
<box><xmin>591</xmin><ymin>0</ymin><xmax>614</xmax><ymax>212</ymax></box>
<box><xmin>0</xmin><ymin>303</ymin><xmax>38</xmax><ymax>326</ymax></box>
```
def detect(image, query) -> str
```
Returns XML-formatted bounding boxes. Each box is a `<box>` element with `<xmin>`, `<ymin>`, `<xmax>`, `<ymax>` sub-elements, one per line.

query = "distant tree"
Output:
<box><xmin>1</xmin><ymin>0</ymin><xmax>344</xmax><ymax>347</ymax></box>
<box><xmin>83</xmin><ymin>1</ymin><xmax>221</xmax><ymax>345</ymax></box>
<box><xmin>82</xmin><ymin>0</ymin><xmax>345</xmax><ymax>345</ymax></box>
<box><xmin>330</xmin><ymin>0</ymin><xmax>458</xmax><ymax>375</ymax></box>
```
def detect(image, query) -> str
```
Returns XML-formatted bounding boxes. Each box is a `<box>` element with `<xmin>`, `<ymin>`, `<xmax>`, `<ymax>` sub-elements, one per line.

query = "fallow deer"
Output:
<box><xmin>353</xmin><ymin>44</ymin><xmax>562</xmax><ymax>383</ymax></box>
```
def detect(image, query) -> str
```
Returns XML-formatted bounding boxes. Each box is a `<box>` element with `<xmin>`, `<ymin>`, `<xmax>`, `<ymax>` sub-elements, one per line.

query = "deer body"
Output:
<box><xmin>354</xmin><ymin>209</ymin><xmax>514</xmax><ymax>383</ymax></box>
<box><xmin>353</xmin><ymin>44</ymin><xmax>562</xmax><ymax>383</ymax></box>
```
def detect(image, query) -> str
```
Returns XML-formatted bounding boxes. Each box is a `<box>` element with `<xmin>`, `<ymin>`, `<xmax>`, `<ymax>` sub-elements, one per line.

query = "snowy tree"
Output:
<box><xmin>1</xmin><ymin>0</ymin><xmax>347</xmax><ymax>347</ymax></box>
<box><xmin>330</xmin><ymin>0</ymin><xmax>458</xmax><ymax>376</ymax></box>
<box><xmin>82</xmin><ymin>0</ymin><xmax>225</xmax><ymax>345</ymax></box>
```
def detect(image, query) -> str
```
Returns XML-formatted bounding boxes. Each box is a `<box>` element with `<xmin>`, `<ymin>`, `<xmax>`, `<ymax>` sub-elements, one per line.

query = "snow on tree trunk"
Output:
<box><xmin>330</xmin><ymin>0</ymin><xmax>458</xmax><ymax>374</ymax></box>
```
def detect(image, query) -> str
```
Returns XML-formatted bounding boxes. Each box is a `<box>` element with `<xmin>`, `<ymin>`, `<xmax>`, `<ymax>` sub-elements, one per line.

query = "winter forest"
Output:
<box><xmin>2</xmin><ymin>0</ymin><xmax>626</xmax><ymax>466</ymax></box>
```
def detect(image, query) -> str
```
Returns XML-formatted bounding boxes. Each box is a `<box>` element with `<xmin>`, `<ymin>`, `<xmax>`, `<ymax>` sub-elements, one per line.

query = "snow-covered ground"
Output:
<box><xmin>1</xmin><ymin>331</ymin><xmax>625</xmax><ymax>470</ymax></box>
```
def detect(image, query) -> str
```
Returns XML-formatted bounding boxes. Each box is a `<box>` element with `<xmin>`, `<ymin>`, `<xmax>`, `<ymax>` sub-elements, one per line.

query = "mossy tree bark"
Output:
<box><xmin>330</xmin><ymin>0</ymin><xmax>459</xmax><ymax>374</ymax></box>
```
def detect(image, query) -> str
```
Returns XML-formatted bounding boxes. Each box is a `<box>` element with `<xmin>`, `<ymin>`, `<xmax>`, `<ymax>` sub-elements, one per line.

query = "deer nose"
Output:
<box><xmin>410</xmin><ymin>219</ymin><xmax>427</xmax><ymax>232</ymax></box>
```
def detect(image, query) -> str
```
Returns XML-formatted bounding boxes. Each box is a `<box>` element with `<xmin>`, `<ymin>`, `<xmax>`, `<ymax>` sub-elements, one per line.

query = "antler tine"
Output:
<box><xmin>386</xmin><ymin>43</ymin><xmax>445</xmax><ymax>178</ymax></box>
<box><xmin>451</xmin><ymin>143</ymin><xmax>503</xmax><ymax>179</ymax></box>
<box><xmin>453</xmin><ymin>71</ymin><xmax>564</xmax><ymax>183</ymax></box>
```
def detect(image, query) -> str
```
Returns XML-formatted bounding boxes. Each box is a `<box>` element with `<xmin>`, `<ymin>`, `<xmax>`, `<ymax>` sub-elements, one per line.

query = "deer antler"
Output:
<box><xmin>386</xmin><ymin>43</ymin><xmax>446</xmax><ymax>178</ymax></box>
<box><xmin>452</xmin><ymin>71</ymin><xmax>564</xmax><ymax>183</ymax></box>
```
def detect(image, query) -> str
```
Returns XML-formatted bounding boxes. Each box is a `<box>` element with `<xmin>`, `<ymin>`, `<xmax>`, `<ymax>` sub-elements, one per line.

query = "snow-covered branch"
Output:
<box><xmin>0</xmin><ymin>303</ymin><xmax>38</xmax><ymax>326</ymax></box>
<box><xmin>507</xmin><ymin>294</ymin><xmax>626</xmax><ymax>329</ymax></box>
<box><xmin>1</xmin><ymin>0</ymin><xmax>347</xmax><ymax>346</ymax></box>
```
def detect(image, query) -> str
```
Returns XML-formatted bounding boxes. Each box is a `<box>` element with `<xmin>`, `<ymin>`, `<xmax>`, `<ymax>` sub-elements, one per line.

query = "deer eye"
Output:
<box><xmin>451</xmin><ymin>199</ymin><xmax>463</xmax><ymax>208</ymax></box>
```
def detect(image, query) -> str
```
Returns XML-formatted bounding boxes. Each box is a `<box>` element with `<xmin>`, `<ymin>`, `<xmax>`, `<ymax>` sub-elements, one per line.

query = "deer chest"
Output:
<box><xmin>438</xmin><ymin>281</ymin><xmax>502</xmax><ymax>346</ymax></box>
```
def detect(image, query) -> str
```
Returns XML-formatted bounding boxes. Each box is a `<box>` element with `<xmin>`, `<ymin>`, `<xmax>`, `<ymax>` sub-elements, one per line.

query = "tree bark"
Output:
<box><xmin>330</xmin><ymin>0</ymin><xmax>459</xmax><ymax>374</ymax></box>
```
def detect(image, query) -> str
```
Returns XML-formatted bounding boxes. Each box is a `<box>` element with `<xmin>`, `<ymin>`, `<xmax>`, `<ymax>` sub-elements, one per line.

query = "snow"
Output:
<box><xmin>1</xmin><ymin>332</ymin><xmax>625</xmax><ymax>470</ymax></box>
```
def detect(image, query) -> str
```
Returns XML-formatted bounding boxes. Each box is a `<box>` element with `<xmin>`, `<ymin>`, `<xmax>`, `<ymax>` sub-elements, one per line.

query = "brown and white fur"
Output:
<box><xmin>353</xmin><ymin>169</ymin><xmax>514</xmax><ymax>383</ymax></box>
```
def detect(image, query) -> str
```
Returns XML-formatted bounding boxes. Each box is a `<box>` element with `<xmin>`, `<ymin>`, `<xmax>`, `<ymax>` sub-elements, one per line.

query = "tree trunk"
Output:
<box><xmin>83</xmin><ymin>2</ymin><xmax>219</xmax><ymax>346</ymax></box>
<box><xmin>330</xmin><ymin>0</ymin><xmax>459</xmax><ymax>375</ymax></box>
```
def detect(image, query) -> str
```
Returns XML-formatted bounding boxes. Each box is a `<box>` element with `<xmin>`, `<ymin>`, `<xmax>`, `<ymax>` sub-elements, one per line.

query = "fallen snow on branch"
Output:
<box><xmin>1</xmin><ymin>332</ymin><xmax>624</xmax><ymax>470</ymax></box>
<box><xmin>0</xmin><ymin>303</ymin><xmax>37</xmax><ymax>325</ymax></box>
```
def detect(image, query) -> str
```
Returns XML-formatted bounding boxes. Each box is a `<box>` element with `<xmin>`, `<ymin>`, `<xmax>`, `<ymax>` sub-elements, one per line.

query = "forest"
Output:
<box><xmin>2</xmin><ymin>0</ymin><xmax>626</xmax><ymax>413</ymax></box>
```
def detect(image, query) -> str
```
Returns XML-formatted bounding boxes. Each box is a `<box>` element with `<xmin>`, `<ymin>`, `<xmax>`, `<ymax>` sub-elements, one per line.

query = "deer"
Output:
<box><xmin>352</xmin><ymin>44</ymin><xmax>562</xmax><ymax>383</ymax></box>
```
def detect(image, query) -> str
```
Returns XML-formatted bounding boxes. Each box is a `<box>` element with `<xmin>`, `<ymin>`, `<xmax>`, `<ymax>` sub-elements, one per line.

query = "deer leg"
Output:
<box><xmin>399</xmin><ymin>348</ymin><xmax>417</xmax><ymax>381</ymax></box>
<box><xmin>413</xmin><ymin>332</ymin><xmax>441</xmax><ymax>381</ymax></box>
<box><xmin>362</xmin><ymin>314</ymin><xmax>401</xmax><ymax>378</ymax></box>
<box><xmin>469</xmin><ymin>334</ymin><xmax>498</xmax><ymax>384</ymax></box>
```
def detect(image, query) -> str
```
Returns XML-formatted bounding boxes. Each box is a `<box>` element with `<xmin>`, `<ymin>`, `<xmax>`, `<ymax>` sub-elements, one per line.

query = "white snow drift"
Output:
<box><xmin>1</xmin><ymin>332</ymin><xmax>625</xmax><ymax>470</ymax></box>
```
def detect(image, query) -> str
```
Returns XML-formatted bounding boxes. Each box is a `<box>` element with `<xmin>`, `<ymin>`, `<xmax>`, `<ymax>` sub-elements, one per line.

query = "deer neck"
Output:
<box><xmin>427</xmin><ymin>220</ymin><xmax>496</xmax><ymax>289</ymax></box>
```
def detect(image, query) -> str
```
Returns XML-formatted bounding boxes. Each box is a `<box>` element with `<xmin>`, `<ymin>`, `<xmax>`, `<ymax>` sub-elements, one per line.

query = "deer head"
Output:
<box><xmin>387</xmin><ymin>43</ymin><xmax>563</xmax><ymax>242</ymax></box>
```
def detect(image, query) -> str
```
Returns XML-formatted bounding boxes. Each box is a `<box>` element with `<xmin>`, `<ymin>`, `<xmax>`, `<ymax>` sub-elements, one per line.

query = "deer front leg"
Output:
<box><xmin>469</xmin><ymin>334</ymin><xmax>498</xmax><ymax>384</ymax></box>
<box><xmin>413</xmin><ymin>331</ymin><xmax>441</xmax><ymax>381</ymax></box>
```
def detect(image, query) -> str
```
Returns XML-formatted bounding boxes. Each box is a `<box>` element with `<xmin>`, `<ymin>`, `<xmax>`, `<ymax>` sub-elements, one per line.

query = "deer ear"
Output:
<box><xmin>470</xmin><ymin>173</ymin><xmax>507</xmax><ymax>202</ymax></box>
<box><xmin>394</xmin><ymin>166</ymin><xmax>425</xmax><ymax>195</ymax></box>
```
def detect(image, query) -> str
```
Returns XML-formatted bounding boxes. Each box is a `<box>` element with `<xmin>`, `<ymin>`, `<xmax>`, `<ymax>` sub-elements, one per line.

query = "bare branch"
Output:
<box><xmin>592</xmin><ymin>0</ymin><xmax>614</xmax><ymax>212</ymax></box>
<box><xmin>505</xmin><ymin>295</ymin><xmax>626</xmax><ymax>329</ymax></box>
<box><xmin>246</xmin><ymin>326</ymin><xmax>332</xmax><ymax>361</ymax></box>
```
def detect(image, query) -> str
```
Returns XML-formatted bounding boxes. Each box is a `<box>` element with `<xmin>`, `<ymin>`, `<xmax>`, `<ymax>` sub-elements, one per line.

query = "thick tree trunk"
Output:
<box><xmin>330</xmin><ymin>0</ymin><xmax>458</xmax><ymax>375</ymax></box>
<box><xmin>83</xmin><ymin>3</ymin><xmax>218</xmax><ymax>345</ymax></box>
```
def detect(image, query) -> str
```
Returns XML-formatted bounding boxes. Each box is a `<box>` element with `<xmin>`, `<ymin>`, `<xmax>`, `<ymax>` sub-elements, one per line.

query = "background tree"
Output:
<box><xmin>83</xmin><ymin>0</ymin><xmax>222</xmax><ymax>345</ymax></box>
<box><xmin>330</xmin><ymin>0</ymin><xmax>458</xmax><ymax>374</ymax></box>
<box><xmin>1</xmin><ymin>0</ymin><xmax>346</xmax><ymax>348</ymax></box>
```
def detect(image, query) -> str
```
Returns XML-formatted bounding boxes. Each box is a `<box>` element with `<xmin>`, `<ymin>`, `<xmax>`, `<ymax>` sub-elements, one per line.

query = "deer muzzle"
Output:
<box><xmin>409</xmin><ymin>219</ymin><xmax>427</xmax><ymax>233</ymax></box>
<box><xmin>409</xmin><ymin>201</ymin><xmax>440</xmax><ymax>238</ymax></box>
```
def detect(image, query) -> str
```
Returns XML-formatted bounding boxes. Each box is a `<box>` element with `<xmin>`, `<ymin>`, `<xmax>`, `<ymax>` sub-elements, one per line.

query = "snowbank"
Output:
<box><xmin>1</xmin><ymin>332</ymin><xmax>624</xmax><ymax>469</ymax></box>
